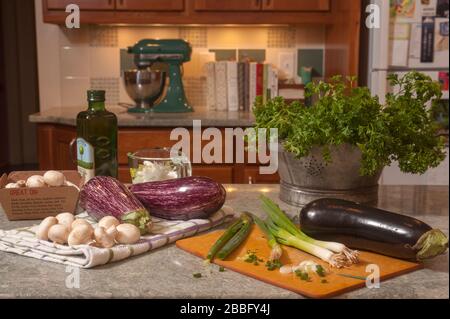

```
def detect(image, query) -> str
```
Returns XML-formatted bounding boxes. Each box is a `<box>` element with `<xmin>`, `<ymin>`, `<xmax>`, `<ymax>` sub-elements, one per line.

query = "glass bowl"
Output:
<box><xmin>128</xmin><ymin>148</ymin><xmax>192</xmax><ymax>184</ymax></box>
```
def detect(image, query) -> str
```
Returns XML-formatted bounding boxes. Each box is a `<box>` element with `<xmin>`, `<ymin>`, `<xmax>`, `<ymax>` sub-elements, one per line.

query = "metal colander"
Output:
<box><xmin>277</xmin><ymin>143</ymin><xmax>382</xmax><ymax>207</ymax></box>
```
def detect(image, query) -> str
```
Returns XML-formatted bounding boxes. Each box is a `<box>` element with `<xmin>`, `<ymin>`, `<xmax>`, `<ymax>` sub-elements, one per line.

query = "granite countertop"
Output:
<box><xmin>0</xmin><ymin>185</ymin><xmax>448</xmax><ymax>299</ymax></box>
<box><xmin>29</xmin><ymin>107</ymin><xmax>255</xmax><ymax>127</ymax></box>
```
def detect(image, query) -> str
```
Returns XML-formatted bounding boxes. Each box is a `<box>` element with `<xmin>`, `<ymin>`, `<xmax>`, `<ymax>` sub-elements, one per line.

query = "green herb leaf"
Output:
<box><xmin>193</xmin><ymin>273</ymin><xmax>202</xmax><ymax>278</ymax></box>
<box><xmin>243</xmin><ymin>250</ymin><xmax>264</xmax><ymax>266</ymax></box>
<box><xmin>219</xmin><ymin>266</ymin><xmax>225</xmax><ymax>272</ymax></box>
<box><xmin>315</xmin><ymin>265</ymin><xmax>326</xmax><ymax>277</ymax></box>
<box><xmin>265</xmin><ymin>259</ymin><xmax>283</xmax><ymax>271</ymax></box>
<box><xmin>294</xmin><ymin>269</ymin><xmax>311</xmax><ymax>282</ymax></box>
<box><xmin>252</xmin><ymin>72</ymin><xmax>446</xmax><ymax>176</ymax></box>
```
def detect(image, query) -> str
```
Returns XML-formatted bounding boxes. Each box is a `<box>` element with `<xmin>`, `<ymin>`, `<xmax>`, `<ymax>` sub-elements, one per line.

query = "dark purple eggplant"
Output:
<box><xmin>130</xmin><ymin>176</ymin><xmax>226</xmax><ymax>220</ymax></box>
<box><xmin>299</xmin><ymin>198</ymin><xmax>448</xmax><ymax>260</ymax></box>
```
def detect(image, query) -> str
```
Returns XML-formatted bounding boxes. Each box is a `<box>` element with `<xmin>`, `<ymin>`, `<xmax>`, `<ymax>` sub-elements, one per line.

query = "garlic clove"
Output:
<box><xmin>279</xmin><ymin>265</ymin><xmax>294</xmax><ymax>274</ymax></box>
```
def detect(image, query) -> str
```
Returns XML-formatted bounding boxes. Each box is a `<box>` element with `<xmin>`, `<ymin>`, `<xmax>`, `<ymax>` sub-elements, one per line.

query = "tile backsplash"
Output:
<box><xmin>55</xmin><ymin>25</ymin><xmax>325</xmax><ymax>108</ymax></box>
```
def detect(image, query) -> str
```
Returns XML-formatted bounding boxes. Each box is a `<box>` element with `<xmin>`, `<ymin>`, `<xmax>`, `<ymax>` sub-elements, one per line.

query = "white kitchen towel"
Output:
<box><xmin>0</xmin><ymin>206</ymin><xmax>234</xmax><ymax>268</ymax></box>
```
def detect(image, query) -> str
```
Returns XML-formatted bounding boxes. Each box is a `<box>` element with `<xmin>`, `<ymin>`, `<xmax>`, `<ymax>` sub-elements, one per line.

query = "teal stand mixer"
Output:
<box><xmin>125</xmin><ymin>39</ymin><xmax>193</xmax><ymax>113</ymax></box>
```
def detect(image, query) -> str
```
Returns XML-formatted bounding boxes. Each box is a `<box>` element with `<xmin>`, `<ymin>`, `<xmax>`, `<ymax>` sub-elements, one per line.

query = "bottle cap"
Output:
<box><xmin>87</xmin><ymin>90</ymin><xmax>106</xmax><ymax>102</ymax></box>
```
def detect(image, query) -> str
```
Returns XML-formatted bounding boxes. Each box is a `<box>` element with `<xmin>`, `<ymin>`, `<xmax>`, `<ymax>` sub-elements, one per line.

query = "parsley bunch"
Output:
<box><xmin>253</xmin><ymin>72</ymin><xmax>446</xmax><ymax>176</ymax></box>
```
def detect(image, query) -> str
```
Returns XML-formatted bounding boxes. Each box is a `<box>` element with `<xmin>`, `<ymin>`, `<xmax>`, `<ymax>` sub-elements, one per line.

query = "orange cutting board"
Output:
<box><xmin>176</xmin><ymin>225</ymin><xmax>423</xmax><ymax>298</ymax></box>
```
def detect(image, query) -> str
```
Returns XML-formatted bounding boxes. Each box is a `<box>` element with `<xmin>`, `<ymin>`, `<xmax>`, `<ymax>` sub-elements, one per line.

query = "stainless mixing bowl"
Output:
<box><xmin>123</xmin><ymin>69</ymin><xmax>166</xmax><ymax>112</ymax></box>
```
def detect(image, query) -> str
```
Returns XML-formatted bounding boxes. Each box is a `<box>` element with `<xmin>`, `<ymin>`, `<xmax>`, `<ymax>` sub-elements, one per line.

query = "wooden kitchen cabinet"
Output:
<box><xmin>261</xmin><ymin>0</ymin><xmax>330</xmax><ymax>11</ymax></box>
<box><xmin>193</xmin><ymin>0</ymin><xmax>261</xmax><ymax>11</ymax></box>
<box><xmin>116</xmin><ymin>0</ymin><xmax>185</xmax><ymax>11</ymax></box>
<box><xmin>244</xmin><ymin>166</ymin><xmax>279</xmax><ymax>184</ymax></box>
<box><xmin>45</xmin><ymin>0</ymin><xmax>115</xmax><ymax>10</ymax></box>
<box><xmin>42</xmin><ymin>0</ymin><xmax>361</xmax><ymax>78</ymax></box>
<box><xmin>193</xmin><ymin>0</ymin><xmax>329</xmax><ymax>12</ymax></box>
<box><xmin>36</xmin><ymin>124</ymin><xmax>279</xmax><ymax>184</ymax></box>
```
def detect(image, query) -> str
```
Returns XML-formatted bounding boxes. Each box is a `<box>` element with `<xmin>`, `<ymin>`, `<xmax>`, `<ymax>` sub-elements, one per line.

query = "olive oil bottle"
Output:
<box><xmin>76</xmin><ymin>90</ymin><xmax>118</xmax><ymax>180</ymax></box>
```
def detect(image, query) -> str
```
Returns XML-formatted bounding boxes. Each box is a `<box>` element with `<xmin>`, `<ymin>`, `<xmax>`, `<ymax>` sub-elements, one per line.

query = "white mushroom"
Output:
<box><xmin>16</xmin><ymin>180</ymin><xmax>26</xmax><ymax>187</ymax></box>
<box><xmin>48</xmin><ymin>224</ymin><xmax>70</xmax><ymax>244</ymax></box>
<box><xmin>94</xmin><ymin>226</ymin><xmax>115</xmax><ymax>248</ymax></box>
<box><xmin>116</xmin><ymin>224</ymin><xmax>141</xmax><ymax>245</ymax></box>
<box><xmin>68</xmin><ymin>224</ymin><xmax>94</xmax><ymax>246</ymax></box>
<box><xmin>43</xmin><ymin>170</ymin><xmax>66</xmax><ymax>187</ymax></box>
<box><xmin>26</xmin><ymin>175</ymin><xmax>46</xmax><ymax>188</ymax></box>
<box><xmin>5</xmin><ymin>183</ymin><xmax>19</xmax><ymax>189</ymax></box>
<box><xmin>98</xmin><ymin>216</ymin><xmax>120</xmax><ymax>230</ymax></box>
<box><xmin>71</xmin><ymin>218</ymin><xmax>91</xmax><ymax>230</ymax></box>
<box><xmin>106</xmin><ymin>225</ymin><xmax>118</xmax><ymax>239</ymax></box>
<box><xmin>56</xmin><ymin>212</ymin><xmax>75</xmax><ymax>231</ymax></box>
<box><xmin>36</xmin><ymin>216</ymin><xmax>58</xmax><ymax>241</ymax></box>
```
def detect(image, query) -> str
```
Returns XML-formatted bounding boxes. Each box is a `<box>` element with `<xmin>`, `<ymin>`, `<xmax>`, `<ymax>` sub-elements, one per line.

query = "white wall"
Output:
<box><xmin>380</xmin><ymin>150</ymin><xmax>449</xmax><ymax>185</ymax></box>
<box><xmin>34</xmin><ymin>0</ymin><xmax>62</xmax><ymax>111</ymax></box>
<box><xmin>34</xmin><ymin>2</ymin><xmax>325</xmax><ymax>109</ymax></box>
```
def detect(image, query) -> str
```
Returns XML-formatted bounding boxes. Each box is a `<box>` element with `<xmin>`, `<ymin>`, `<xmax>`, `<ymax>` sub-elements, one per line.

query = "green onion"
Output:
<box><xmin>266</xmin><ymin>220</ymin><xmax>347</xmax><ymax>268</ymax></box>
<box><xmin>260</xmin><ymin>195</ymin><xmax>359</xmax><ymax>265</ymax></box>
<box><xmin>243</xmin><ymin>250</ymin><xmax>264</xmax><ymax>265</ymax></box>
<box><xmin>315</xmin><ymin>265</ymin><xmax>326</xmax><ymax>277</ymax></box>
<box><xmin>252</xmin><ymin>214</ymin><xmax>283</xmax><ymax>261</ymax></box>
<box><xmin>294</xmin><ymin>269</ymin><xmax>311</xmax><ymax>282</ymax></box>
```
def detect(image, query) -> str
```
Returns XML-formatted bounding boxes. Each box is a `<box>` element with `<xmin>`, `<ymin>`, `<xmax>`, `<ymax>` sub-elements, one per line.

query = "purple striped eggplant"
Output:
<box><xmin>79</xmin><ymin>176</ymin><xmax>152</xmax><ymax>234</ymax></box>
<box><xmin>130</xmin><ymin>176</ymin><xmax>226</xmax><ymax>220</ymax></box>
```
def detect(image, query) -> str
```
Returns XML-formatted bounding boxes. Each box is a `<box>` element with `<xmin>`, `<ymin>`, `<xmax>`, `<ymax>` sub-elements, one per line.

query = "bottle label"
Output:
<box><xmin>76</xmin><ymin>138</ymin><xmax>95</xmax><ymax>181</ymax></box>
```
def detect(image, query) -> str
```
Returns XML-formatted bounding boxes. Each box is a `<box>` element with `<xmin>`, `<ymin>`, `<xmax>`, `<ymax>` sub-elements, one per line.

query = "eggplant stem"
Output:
<box><xmin>413</xmin><ymin>229</ymin><xmax>448</xmax><ymax>260</ymax></box>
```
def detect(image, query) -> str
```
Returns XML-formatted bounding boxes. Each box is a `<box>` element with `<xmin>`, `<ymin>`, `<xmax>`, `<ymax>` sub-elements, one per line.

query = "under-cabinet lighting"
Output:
<box><xmin>99</xmin><ymin>24</ymin><xmax>290</xmax><ymax>27</ymax></box>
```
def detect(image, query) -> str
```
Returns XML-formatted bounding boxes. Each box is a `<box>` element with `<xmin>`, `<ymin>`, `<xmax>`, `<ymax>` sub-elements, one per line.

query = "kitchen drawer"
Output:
<box><xmin>262</xmin><ymin>0</ymin><xmax>330</xmax><ymax>11</ymax></box>
<box><xmin>193</xmin><ymin>0</ymin><xmax>261</xmax><ymax>11</ymax></box>
<box><xmin>192</xmin><ymin>165</ymin><xmax>234</xmax><ymax>183</ymax></box>
<box><xmin>116</xmin><ymin>0</ymin><xmax>185</xmax><ymax>11</ymax></box>
<box><xmin>45</xmin><ymin>0</ymin><xmax>115</xmax><ymax>10</ymax></box>
<box><xmin>244</xmin><ymin>166</ymin><xmax>279</xmax><ymax>184</ymax></box>
<box><xmin>118</xmin><ymin>128</ymin><xmax>228</xmax><ymax>165</ymax></box>
<box><xmin>118</xmin><ymin>164</ymin><xmax>233</xmax><ymax>184</ymax></box>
